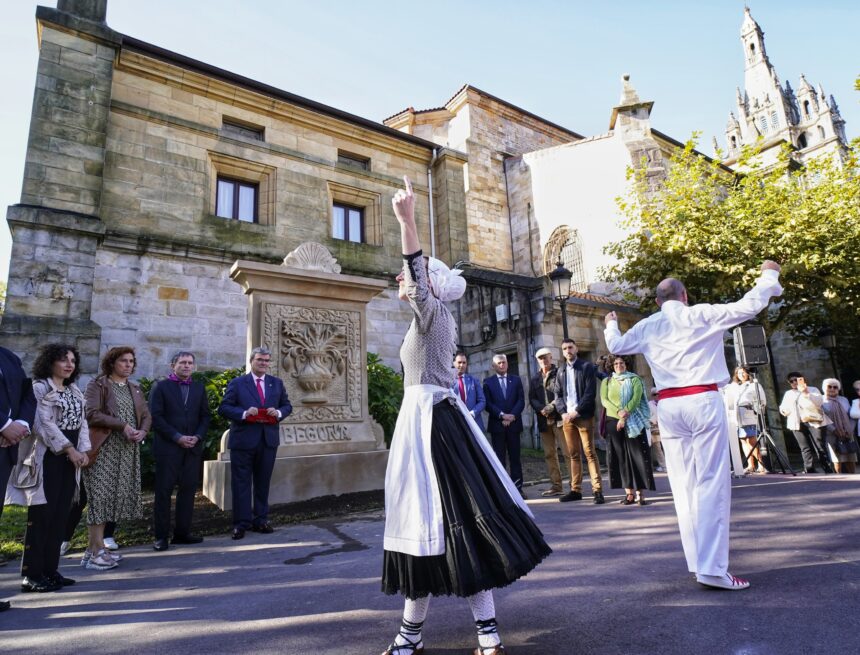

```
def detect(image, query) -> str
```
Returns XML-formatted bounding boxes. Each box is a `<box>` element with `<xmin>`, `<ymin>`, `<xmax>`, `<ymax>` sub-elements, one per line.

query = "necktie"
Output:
<box><xmin>500</xmin><ymin>376</ymin><xmax>507</xmax><ymax>397</ymax></box>
<box><xmin>256</xmin><ymin>377</ymin><xmax>265</xmax><ymax>404</ymax></box>
<box><xmin>458</xmin><ymin>376</ymin><xmax>466</xmax><ymax>402</ymax></box>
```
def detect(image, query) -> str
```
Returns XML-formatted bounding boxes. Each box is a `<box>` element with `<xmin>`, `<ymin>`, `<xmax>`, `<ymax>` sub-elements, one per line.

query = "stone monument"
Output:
<box><xmin>203</xmin><ymin>242</ymin><xmax>390</xmax><ymax>508</ymax></box>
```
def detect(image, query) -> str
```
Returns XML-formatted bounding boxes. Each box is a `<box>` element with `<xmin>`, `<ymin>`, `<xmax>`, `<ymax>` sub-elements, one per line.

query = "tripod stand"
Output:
<box><xmin>746</xmin><ymin>369</ymin><xmax>795</xmax><ymax>476</ymax></box>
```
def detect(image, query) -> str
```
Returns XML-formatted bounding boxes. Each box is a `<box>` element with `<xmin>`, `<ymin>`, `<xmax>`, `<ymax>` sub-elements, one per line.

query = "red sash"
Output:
<box><xmin>656</xmin><ymin>383</ymin><xmax>718</xmax><ymax>402</ymax></box>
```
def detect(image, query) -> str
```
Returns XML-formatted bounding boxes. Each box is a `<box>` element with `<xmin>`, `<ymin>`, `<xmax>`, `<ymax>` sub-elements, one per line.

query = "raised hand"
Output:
<box><xmin>392</xmin><ymin>176</ymin><xmax>415</xmax><ymax>227</ymax></box>
<box><xmin>605</xmin><ymin>311</ymin><xmax>618</xmax><ymax>326</ymax></box>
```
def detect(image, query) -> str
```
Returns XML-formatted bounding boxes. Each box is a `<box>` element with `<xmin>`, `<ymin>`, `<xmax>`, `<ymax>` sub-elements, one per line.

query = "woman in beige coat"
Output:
<box><xmin>6</xmin><ymin>344</ymin><xmax>90</xmax><ymax>593</ymax></box>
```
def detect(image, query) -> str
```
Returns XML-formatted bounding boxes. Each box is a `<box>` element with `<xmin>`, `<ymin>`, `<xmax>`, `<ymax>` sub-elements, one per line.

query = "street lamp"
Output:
<box><xmin>817</xmin><ymin>326</ymin><xmax>839</xmax><ymax>379</ymax></box>
<box><xmin>548</xmin><ymin>260</ymin><xmax>573</xmax><ymax>340</ymax></box>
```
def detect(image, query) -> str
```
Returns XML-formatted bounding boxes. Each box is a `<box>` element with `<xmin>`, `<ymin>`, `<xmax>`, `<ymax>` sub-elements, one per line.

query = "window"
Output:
<box><xmin>332</xmin><ymin>203</ymin><xmax>364</xmax><ymax>243</ymax></box>
<box><xmin>803</xmin><ymin>100</ymin><xmax>811</xmax><ymax>119</ymax></box>
<box><xmin>326</xmin><ymin>181</ymin><xmax>381</xmax><ymax>245</ymax></box>
<box><xmin>730</xmin><ymin>136</ymin><xmax>738</xmax><ymax>149</ymax></box>
<box><xmin>216</xmin><ymin>177</ymin><xmax>258</xmax><ymax>222</ymax></box>
<box><xmin>207</xmin><ymin>152</ymin><xmax>276</xmax><ymax>225</ymax></box>
<box><xmin>798</xmin><ymin>132</ymin><xmax>808</xmax><ymax>149</ymax></box>
<box><xmin>759</xmin><ymin>116</ymin><xmax>768</xmax><ymax>134</ymax></box>
<box><xmin>222</xmin><ymin>118</ymin><xmax>264</xmax><ymax>141</ymax></box>
<box><xmin>337</xmin><ymin>150</ymin><xmax>370</xmax><ymax>171</ymax></box>
<box><xmin>543</xmin><ymin>225</ymin><xmax>587</xmax><ymax>293</ymax></box>
<box><xmin>770</xmin><ymin>111</ymin><xmax>779</xmax><ymax>130</ymax></box>
<box><xmin>818</xmin><ymin>126</ymin><xmax>826</xmax><ymax>140</ymax></box>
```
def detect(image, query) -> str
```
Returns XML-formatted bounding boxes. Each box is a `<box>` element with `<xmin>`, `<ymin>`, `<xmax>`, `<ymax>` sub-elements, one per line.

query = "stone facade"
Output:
<box><xmin>2</xmin><ymin>3</ymin><xmax>468</xmax><ymax>380</ymax></box>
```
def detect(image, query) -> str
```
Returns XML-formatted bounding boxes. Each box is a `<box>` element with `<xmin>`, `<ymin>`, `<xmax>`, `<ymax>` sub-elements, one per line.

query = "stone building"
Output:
<box><xmin>2</xmin><ymin>0</ymin><xmax>466</xmax><ymax>379</ymax></box>
<box><xmin>2</xmin><ymin>1</ymin><xmax>648</xmax><ymax>449</ymax></box>
<box><xmin>8</xmin><ymin>2</ymin><xmax>835</xmax><ymax>455</ymax></box>
<box><xmin>721</xmin><ymin>8</ymin><xmax>848</xmax><ymax>168</ymax></box>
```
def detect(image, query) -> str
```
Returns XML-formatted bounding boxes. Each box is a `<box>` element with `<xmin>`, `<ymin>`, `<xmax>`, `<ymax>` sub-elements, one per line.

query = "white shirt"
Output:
<box><xmin>604</xmin><ymin>269</ymin><xmax>782</xmax><ymax>390</ymax></box>
<box><xmin>565</xmin><ymin>364</ymin><xmax>578</xmax><ymax>413</ymax></box>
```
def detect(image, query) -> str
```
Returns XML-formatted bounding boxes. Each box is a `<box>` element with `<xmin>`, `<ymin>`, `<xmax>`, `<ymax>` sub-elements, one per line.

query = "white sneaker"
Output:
<box><xmin>85</xmin><ymin>549</ymin><xmax>118</xmax><ymax>570</ymax></box>
<box><xmin>80</xmin><ymin>550</ymin><xmax>92</xmax><ymax>568</ymax></box>
<box><xmin>696</xmin><ymin>572</ymin><xmax>750</xmax><ymax>590</ymax></box>
<box><xmin>103</xmin><ymin>537</ymin><xmax>119</xmax><ymax>550</ymax></box>
<box><xmin>106</xmin><ymin>550</ymin><xmax>123</xmax><ymax>563</ymax></box>
<box><xmin>60</xmin><ymin>541</ymin><xmax>71</xmax><ymax>556</ymax></box>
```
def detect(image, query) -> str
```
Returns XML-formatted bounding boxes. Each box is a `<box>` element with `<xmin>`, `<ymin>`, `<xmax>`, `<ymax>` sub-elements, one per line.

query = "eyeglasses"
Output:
<box><xmin>788</xmin><ymin>378</ymin><xmax>798</xmax><ymax>383</ymax></box>
<box><xmin>826</xmin><ymin>385</ymin><xmax>839</xmax><ymax>389</ymax></box>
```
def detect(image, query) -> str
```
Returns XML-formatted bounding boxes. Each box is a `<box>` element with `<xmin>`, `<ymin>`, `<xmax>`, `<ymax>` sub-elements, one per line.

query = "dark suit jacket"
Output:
<box><xmin>218</xmin><ymin>373</ymin><xmax>292</xmax><ymax>450</ymax></box>
<box><xmin>450</xmin><ymin>373</ymin><xmax>486</xmax><ymax>432</ymax></box>
<box><xmin>552</xmin><ymin>358</ymin><xmax>598</xmax><ymax>419</ymax></box>
<box><xmin>0</xmin><ymin>347</ymin><xmax>37</xmax><ymax>462</ymax></box>
<box><xmin>529</xmin><ymin>366</ymin><xmax>561</xmax><ymax>433</ymax></box>
<box><xmin>149</xmin><ymin>379</ymin><xmax>211</xmax><ymax>456</ymax></box>
<box><xmin>483</xmin><ymin>374</ymin><xmax>524</xmax><ymax>434</ymax></box>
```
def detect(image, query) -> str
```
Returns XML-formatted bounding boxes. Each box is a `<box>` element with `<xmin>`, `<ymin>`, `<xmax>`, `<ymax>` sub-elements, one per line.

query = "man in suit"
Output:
<box><xmin>0</xmin><ymin>346</ymin><xmax>37</xmax><ymax>612</ymax></box>
<box><xmin>451</xmin><ymin>351</ymin><xmax>486</xmax><ymax>432</ymax></box>
<box><xmin>149</xmin><ymin>351</ymin><xmax>211</xmax><ymax>552</ymax></box>
<box><xmin>528</xmin><ymin>347</ymin><xmax>570</xmax><ymax>497</ymax></box>
<box><xmin>219</xmin><ymin>347</ymin><xmax>292</xmax><ymax>539</ymax></box>
<box><xmin>483</xmin><ymin>353</ymin><xmax>526</xmax><ymax>496</ymax></box>
<box><xmin>553</xmin><ymin>338</ymin><xmax>604</xmax><ymax>504</ymax></box>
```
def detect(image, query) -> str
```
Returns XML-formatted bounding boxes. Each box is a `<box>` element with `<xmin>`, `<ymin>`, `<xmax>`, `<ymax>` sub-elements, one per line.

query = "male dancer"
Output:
<box><xmin>604</xmin><ymin>261</ymin><xmax>782</xmax><ymax>590</ymax></box>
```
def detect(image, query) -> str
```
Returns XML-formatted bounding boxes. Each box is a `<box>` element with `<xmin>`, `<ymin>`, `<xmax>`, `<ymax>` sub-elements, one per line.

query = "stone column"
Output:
<box><xmin>1</xmin><ymin>4</ymin><xmax>120</xmax><ymax>369</ymax></box>
<box><xmin>203</xmin><ymin>243</ymin><xmax>390</xmax><ymax>508</ymax></box>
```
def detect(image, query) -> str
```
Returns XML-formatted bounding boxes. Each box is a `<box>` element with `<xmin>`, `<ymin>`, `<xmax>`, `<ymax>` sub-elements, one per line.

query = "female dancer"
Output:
<box><xmin>381</xmin><ymin>177</ymin><xmax>551</xmax><ymax>655</ymax></box>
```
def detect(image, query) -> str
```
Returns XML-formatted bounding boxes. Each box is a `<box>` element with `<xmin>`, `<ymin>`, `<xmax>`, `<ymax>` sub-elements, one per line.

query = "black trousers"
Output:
<box><xmin>792</xmin><ymin>424</ymin><xmax>828</xmax><ymax>471</ymax></box>
<box><xmin>490</xmin><ymin>427</ymin><xmax>523</xmax><ymax>490</ymax></box>
<box><xmin>153</xmin><ymin>442</ymin><xmax>201</xmax><ymax>539</ymax></box>
<box><xmin>22</xmin><ymin>430</ymin><xmax>78</xmax><ymax>580</ymax></box>
<box><xmin>230</xmin><ymin>439</ymin><xmax>277</xmax><ymax>529</ymax></box>
<box><xmin>64</xmin><ymin>482</ymin><xmax>115</xmax><ymax>541</ymax></box>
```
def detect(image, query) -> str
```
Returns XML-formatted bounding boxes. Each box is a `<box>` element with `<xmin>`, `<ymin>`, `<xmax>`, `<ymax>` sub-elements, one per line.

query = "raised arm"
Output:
<box><xmin>393</xmin><ymin>176</ymin><xmax>419</xmax><ymax>256</ymax></box>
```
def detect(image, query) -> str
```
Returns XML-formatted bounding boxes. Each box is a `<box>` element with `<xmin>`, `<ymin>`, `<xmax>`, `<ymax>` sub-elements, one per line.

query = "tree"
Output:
<box><xmin>604</xmin><ymin>137</ymin><xmax>860</xmax><ymax>358</ymax></box>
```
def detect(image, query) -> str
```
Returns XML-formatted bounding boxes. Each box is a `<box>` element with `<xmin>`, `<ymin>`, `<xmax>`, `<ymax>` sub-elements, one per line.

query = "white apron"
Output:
<box><xmin>383</xmin><ymin>384</ymin><xmax>532</xmax><ymax>556</ymax></box>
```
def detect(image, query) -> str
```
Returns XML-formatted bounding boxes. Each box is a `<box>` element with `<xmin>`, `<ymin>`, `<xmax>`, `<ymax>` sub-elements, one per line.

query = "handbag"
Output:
<box><xmin>835</xmin><ymin>438</ymin><xmax>859</xmax><ymax>455</ymax></box>
<box><xmin>11</xmin><ymin>437</ymin><xmax>42</xmax><ymax>490</ymax></box>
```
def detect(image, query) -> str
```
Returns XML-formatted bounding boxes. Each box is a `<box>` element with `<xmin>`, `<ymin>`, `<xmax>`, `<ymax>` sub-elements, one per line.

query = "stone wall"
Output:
<box><xmin>446</xmin><ymin>89</ymin><xmax>580</xmax><ymax>272</ymax></box>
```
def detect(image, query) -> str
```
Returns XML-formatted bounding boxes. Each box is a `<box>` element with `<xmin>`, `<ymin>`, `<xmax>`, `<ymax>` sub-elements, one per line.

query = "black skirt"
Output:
<box><xmin>382</xmin><ymin>401</ymin><xmax>551</xmax><ymax>599</ymax></box>
<box><xmin>606</xmin><ymin>417</ymin><xmax>656</xmax><ymax>491</ymax></box>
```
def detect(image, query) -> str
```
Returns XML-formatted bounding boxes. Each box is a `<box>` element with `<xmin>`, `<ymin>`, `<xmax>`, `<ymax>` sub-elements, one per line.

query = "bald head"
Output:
<box><xmin>655</xmin><ymin>278</ymin><xmax>687</xmax><ymax>306</ymax></box>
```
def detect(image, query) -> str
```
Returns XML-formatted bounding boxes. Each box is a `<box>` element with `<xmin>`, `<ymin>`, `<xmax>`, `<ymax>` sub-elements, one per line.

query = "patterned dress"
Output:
<box><xmin>382</xmin><ymin>250</ymin><xmax>551</xmax><ymax>598</ymax></box>
<box><xmin>83</xmin><ymin>382</ymin><xmax>143</xmax><ymax>525</ymax></box>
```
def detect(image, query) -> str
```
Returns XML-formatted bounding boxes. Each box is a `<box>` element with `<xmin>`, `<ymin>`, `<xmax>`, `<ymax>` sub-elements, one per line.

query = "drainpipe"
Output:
<box><xmin>428</xmin><ymin>148</ymin><xmax>438</xmax><ymax>258</ymax></box>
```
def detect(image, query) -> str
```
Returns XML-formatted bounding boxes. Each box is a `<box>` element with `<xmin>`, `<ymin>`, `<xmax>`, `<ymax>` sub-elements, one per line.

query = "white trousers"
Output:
<box><xmin>657</xmin><ymin>391</ymin><xmax>731</xmax><ymax>576</ymax></box>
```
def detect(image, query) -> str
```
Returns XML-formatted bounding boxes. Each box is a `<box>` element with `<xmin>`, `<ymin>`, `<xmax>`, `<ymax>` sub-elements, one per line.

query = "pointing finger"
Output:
<box><xmin>403</xmin><ymin>175</ymin><xmax>413</xmax><ymax>195</ymax></box>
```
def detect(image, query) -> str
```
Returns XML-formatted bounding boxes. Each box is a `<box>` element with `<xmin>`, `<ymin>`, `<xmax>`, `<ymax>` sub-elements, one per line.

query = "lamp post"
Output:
<box><xmin>817</xmin><ymin>326</ymin><xmax>839</xmax><ymax>379</ymax></box>
<box><xmin>548</xmin><ymin>260</ymin><xmax>573</xmax><ymax>340</ymax></box>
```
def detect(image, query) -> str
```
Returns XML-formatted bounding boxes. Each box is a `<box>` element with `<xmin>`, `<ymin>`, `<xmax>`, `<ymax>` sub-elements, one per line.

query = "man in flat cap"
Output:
<box><xmin>528</xmin><ymin>347</ymin><xmax>570</xmax><ymax>497</ymax></box>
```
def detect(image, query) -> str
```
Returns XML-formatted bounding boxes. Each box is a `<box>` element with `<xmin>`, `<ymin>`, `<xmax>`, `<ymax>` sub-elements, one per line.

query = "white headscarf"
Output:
<box><xmin>428</xmin><ymin>257</ymin><xmax>466</xmax><ymax>302</ymax></box>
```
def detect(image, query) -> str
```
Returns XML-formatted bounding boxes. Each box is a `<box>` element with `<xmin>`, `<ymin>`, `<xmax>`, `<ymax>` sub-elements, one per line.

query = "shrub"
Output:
<box><xmin>366</xmin><ymin>352</ymin><xmax>403</xmax><ymax>446</ymax></box>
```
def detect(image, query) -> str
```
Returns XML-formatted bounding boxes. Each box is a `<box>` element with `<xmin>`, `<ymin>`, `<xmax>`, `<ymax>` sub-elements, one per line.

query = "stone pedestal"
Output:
<box><xmin>203</xmin><ymin>243</ymin><xmax>390</xmax><ymax>508</ymax></box>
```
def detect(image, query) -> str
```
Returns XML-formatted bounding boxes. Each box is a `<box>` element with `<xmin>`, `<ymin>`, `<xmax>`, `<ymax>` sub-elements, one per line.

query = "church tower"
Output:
<box><xmin>723</xmin><ymin>7</ymin><xmax>847</xmax><ymax>166</ymax></box>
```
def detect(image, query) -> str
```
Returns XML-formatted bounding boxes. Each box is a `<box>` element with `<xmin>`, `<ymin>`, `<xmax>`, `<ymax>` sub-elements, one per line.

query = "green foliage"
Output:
<box><xmin>138</xmin><ymin>368</ymin><xmax>244</xmax><ymax>488</ymax></box>
<box><xmin>366</xmin><ymin>352</ymin><xmax>403</xmax><ymax>446</ymax></box>
<box><xmin>604</xmin><ymin>135</ymin><xmax>860</xmax><ymax>358</ymax></box>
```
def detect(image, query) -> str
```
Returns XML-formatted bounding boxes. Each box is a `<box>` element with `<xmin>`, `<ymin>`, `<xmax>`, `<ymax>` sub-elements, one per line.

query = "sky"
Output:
<box><xmin>1</xmin><ymin>0</ymin><xmax>858</xmax><ymax>284</ymax></box>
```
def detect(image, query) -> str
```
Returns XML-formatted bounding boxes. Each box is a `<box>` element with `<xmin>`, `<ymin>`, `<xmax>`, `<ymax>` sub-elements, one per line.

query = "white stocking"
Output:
<box><xmin>468</xmin><ymin>590</ymin><xmax>501</xmax><ymax>652</ymax></box>
<box><xmin>389</xmin><ymin>596</ymin><xmax>429</xmax><ymax>652</ymax></box>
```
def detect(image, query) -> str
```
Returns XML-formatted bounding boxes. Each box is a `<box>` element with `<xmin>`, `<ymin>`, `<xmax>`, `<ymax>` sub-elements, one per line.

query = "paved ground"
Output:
<box><xmin>2</xmin><ymin>471</ymin><xmax>859</xmax><ymax>654</ymax></box>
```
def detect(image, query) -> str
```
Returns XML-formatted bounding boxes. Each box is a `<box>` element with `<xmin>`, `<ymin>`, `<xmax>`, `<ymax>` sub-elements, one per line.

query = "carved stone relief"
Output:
<box><xmin>262</xmin><ymin>303</ymin><xmax>361</xmax><ymax>423</ymax></box>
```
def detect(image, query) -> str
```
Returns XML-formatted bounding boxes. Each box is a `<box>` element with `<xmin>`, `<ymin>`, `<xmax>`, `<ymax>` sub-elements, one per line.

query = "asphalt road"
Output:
<box><xmin>1</xmin><ymin>472</ymin><xmax>859</xmax><ymax>654</ymax></box>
